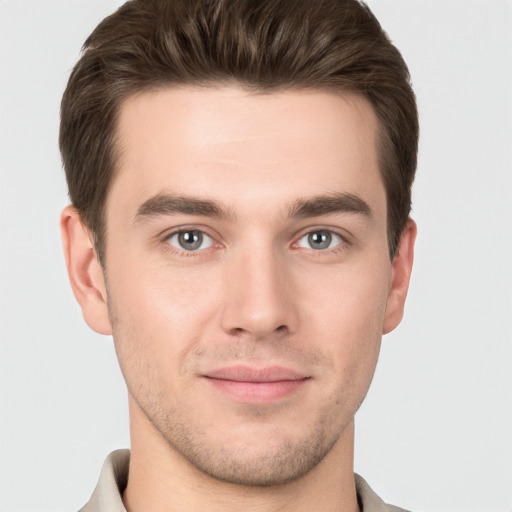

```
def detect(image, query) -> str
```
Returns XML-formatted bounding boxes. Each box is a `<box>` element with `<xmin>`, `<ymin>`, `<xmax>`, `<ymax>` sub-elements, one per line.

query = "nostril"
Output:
<box><xmin>227</xmin><ymin>324</ymin><xmax>289</xmax><ymax>339</ymax></box>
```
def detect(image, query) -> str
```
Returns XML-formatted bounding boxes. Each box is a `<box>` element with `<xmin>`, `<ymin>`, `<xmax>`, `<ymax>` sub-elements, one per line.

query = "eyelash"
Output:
<box><xmin>291</xmin><ymin>228</ymin><xmax>350</xmax><ymax>258</ymax></box>
<box><xmin>161</xmin><ymin>227</ymin><xmax>219</xmax><ymax>257</ymax></box>
<box><xmin>160</xmin><ymin>227</ymin><xmax>350</xmax><ymax>257</ymax></box>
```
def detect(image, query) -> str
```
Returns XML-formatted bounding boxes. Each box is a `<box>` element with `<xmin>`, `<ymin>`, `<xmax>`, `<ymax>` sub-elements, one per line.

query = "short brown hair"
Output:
<box><xmin>60</xmin><ymin>0</ymin><xmax>418</xmax><ymax>262</ymax></box>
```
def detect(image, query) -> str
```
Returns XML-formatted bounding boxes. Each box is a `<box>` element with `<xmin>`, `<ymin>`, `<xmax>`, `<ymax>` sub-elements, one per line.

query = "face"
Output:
<box><xmin>96</xmin><ymin>86</ymin><xmax>405</xmax><ymax>485</ymax></box>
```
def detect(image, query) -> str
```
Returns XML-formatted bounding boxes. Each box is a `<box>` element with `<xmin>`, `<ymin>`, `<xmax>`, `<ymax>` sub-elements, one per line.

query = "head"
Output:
<box><xmin>60</xmin><ymin>0</ymin><xmax>418</xmax><ymax>263</ymax></box>
<box><xmin>60</xmin><ymin>0</ymin><xmax>418</xmax><ymax>489</ymax></box>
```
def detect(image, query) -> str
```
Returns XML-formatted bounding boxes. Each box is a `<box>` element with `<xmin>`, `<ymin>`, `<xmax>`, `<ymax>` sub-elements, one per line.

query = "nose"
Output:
<box><xmin>220</xmin><ymin>246</ymin><xmax>297</xmax><ymax>340</ymax></box>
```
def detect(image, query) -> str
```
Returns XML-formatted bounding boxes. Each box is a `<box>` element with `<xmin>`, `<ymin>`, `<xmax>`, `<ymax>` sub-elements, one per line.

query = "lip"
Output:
<box><xmin>203</xmin><ymin>365</ymin><xmax>310</xmax><ymax>403</ymax></box>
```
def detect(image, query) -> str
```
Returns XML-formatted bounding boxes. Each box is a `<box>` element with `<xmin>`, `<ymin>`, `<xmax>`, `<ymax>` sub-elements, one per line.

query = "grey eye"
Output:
<box><xmin>167</xmin><ymin>230</ymin><xmax>213</xmax><ymax>251</ymax></box>
<box><xmin>297</xmin><ymin>230</ymin><xmax>343</xmax><ymax>250</ymax></box>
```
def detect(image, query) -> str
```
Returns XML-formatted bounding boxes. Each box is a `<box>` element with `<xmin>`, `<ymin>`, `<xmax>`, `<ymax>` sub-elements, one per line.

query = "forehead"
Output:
<box><xmin>111</xmin><ymin>86</ymin><xmax>384</xmax><ymax>220</ymax></box>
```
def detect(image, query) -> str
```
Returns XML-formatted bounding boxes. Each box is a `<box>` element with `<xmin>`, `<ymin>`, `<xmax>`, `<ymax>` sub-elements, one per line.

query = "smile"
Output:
<box><xmin>203</xmin><ymin>365</ymin><xmax>311</xmax><ymax>403</ymax></box>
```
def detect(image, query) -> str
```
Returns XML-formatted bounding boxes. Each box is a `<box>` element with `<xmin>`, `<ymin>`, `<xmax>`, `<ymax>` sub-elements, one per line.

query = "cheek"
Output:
<box><xmin>297</xmin><ymin>260</ymin><xmax>389</xmax><ymax>387</ymax></box>
<box><xmin>299</xmin><ymin>253</ymin><xmax>390</xmax><ymax>330</ymax></box>
<box><xmin>106</xmin><ymin>261</ymin><xmax>221</xmax><ymax>392</ymax></box>
<box><xmin>109</xmin><ymin>256</ymin><xmax>221</xmax><ymax>331</ymax></box>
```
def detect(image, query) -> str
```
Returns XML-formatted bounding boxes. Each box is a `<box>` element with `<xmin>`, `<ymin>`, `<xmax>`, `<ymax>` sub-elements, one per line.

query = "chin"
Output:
<box><xmin>158</xmin><ymin>415</ymin><xmax>345</xmax><ymax>487</ymax></box>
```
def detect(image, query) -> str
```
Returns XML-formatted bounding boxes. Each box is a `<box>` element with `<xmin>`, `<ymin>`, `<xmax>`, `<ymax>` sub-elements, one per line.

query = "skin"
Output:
<box><xmin>61</xmin><ymin>86</ymin><xmax>416</xmax><ymax>512</ymax></box>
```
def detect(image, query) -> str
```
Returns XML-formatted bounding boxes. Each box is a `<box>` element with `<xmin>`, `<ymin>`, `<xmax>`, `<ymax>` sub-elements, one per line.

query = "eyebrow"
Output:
<box><xmin>134</xmin><ymin>194</ymin><xmax>233</xmax><ymax>223</ymax></box>
<box><xmin>288</xmin><ymin>193</ymin><xmax>373</xmax><ymax>220</ymax></box>
<box><xmin>133</xmin><ymin>191</ymin><xmax>372</xmax><ymax>224</ymax></box>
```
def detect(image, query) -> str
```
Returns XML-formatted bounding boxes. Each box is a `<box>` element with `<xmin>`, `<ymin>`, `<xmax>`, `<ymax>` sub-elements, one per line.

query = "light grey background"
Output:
<box><xmin>1</xmin><ymin>1</ymin><xmax>510</xmax><ymax>511</ymax></box>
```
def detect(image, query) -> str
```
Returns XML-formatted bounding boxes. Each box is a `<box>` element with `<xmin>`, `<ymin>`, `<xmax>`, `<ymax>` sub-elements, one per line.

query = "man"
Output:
<box><xmin>59</xmin><ymin>0</ymin><xmax>418</xmax><ymax>511</ymax></box>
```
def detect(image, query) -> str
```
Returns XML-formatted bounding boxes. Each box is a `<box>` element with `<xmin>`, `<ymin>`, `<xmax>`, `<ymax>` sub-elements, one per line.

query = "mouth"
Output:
<box><xmin>202</xmin><ymin>365</ymin><xmax>311</xmax><ymax>403</ymax></box>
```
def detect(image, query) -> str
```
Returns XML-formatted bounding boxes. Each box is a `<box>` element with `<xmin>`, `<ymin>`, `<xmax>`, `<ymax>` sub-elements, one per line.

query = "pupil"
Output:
<box><xmin>179</xmin><ymin>231</ymin><xmax>202</xmax><ymax>250</ymax></box>
<box><xmin>309</xmin><ymin>231</ymin><xmax>331</xmax><ymax>250</ymax></box>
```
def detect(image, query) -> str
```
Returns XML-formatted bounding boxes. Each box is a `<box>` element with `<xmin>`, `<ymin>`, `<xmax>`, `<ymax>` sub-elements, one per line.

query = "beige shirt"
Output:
<box><xmin>79</xmin><ymin>450</ymin><xmax>410</xmax><ymax>512</ymax></box>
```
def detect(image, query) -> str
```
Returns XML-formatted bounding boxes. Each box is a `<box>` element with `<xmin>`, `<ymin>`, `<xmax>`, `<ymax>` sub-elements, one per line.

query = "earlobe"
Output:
<box><xmin>383</xmin><ymin>218</ymin><xmax>417</xmax><ymax>335</ymax></box>
<box><xmin>60</xmin><ymin>205</ymin><xmax>112</xmax><ymax>335</ymax></box>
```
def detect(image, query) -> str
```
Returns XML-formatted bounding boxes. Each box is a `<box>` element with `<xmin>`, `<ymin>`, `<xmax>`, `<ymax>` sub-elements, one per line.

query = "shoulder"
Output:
<box><xmin>355</xmin><ymin>474</ymin><xmax>411</xmax><ymax>512</ymax></box>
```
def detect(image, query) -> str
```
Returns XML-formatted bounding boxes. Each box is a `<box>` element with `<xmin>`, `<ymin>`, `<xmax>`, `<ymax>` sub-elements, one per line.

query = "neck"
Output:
<box><xmin>123</xmin><ymin>400</ymin><xmax>359</xmax><ymax>512</ymax></box>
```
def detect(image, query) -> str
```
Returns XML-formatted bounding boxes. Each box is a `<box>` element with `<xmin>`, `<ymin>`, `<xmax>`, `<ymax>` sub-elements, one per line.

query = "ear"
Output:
<box><xmin>383</xmin><ymin>218</ymin><xmax>417</xmax><ymax>335</ymax></box>
<box><xmin>60</xmin><ymin>205</ymin><xmax>112</xmax><ymax>335</ymax></box>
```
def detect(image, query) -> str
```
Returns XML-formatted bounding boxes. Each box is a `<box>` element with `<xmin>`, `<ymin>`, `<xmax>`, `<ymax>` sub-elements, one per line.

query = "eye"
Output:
<box><xmin>166</xmin><ymin>230</ymin><xmax>213</xmax><ymax>251</ymax></box>
<box><xmin>297</xmin><ymin>230</ymin><xmax>343</xmax><ymax>250</ymax></box>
